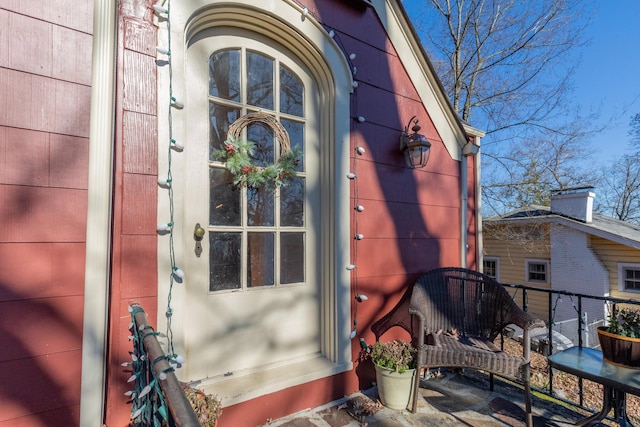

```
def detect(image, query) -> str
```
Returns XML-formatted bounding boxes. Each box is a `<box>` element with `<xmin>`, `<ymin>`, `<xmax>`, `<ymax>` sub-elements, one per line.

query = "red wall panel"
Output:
<box><xmin>0</xmin><ymin>3</ymin><xmax>92</xmax><ymax>426</ymax></box>
<box><xmin>0</xmin><ymin>186</ymin><xmax>87</xmax><ymax>242</ymax></box>
<box><xmin>104</xmin><ymin>3</ymin><xmax>160</xmax><ymax>426</ymax></box>
<box><xmin>0</xmin><ymin>350</ymin><xmax>82</xmax><ymax>426</ymax></box>
<box><xmin>0</xmin><ymin>296</ymin><xmax>83</xmax><ymax>362</ymax></box>
<box><xmin>0</xmin><ymin>243</ymin><xmax>85</xmax><ymax>302</ymax></box>
<box><xmin>123</xmin><ymin>111</ymin><xmax>158</xmax><ymax>175</ymax></box>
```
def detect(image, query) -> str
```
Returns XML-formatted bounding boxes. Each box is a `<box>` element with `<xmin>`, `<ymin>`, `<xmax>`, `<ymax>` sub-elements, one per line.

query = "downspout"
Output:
<box><xmin>473</xmin><ymin>135</ymin><xmax>483</xmax><ymax>271</ymax></box>
<box><xmin>460</xmin><ymin>149</ymin><xmax>468</xmax><ymax>269</ymax></box>
<box><xmin>460</xmin><ymin>135</ymin><xmax>481</xmax><ymax>269</ymax></box>
<box><xmin>79</xmin><ymin>0</ymin><xmax>116</xmax><ymax>425</ymax></box>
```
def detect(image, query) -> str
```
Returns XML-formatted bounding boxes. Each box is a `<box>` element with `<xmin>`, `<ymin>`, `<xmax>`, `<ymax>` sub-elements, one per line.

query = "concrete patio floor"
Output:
<box><xmin>261</xmin><ymin>369</ymin><xmax>604</xmax><ymax>427</ymax></box>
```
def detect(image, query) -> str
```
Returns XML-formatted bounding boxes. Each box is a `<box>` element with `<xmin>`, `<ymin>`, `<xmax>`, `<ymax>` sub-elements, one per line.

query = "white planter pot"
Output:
<box><xmin>374</xmin><ymin>364</ymin><xmax>416</xmax><ymax>410</ymax></box>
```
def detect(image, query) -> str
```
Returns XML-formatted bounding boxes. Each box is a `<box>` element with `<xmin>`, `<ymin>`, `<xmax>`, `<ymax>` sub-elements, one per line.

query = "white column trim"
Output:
<box><xmin>79</xmin><ymin>0</ymin><xmax>117</xmax><ymax>424</ymax></box>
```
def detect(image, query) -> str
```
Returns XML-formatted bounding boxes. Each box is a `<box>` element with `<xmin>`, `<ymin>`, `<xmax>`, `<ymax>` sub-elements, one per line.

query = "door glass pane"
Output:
<box><xmin>281</xmin><ymin>177</ymin><xmax>304</xmax><ymax>227</ymax></box>
<box><xmin>210</xmin><ymin>168</ymin><xmax>240</xmax><ymax>226</ymax></box>
<box><xmin>209</xmin><ymin>103</ymin><xmax>240</xmax><ymax>158</ymax></box>
<box><xmin>209</xmin><ymin>49</ymin><xmax>240</xmax><ymax>102</ymax></box>
<box><xmin>210</xmin><ymin>232</ymin><xmax>241</xmax><ymax>291</ymax></box>
<box><xmin>281</xmin><ymin>233</ymin><xmax>304</xmax><ymax>284</ymax></box>
<box><xmin>248</xmin><ymin>232</ymin><xmax>275</xmax><ymax>287</ymax></box>
<box><xmin>281</xmin><ymin>119</ymin><xmax>304</xmax><ymax>172</ymax></box>
<box><xmin>248</xmin><ymin>186</ymin><xmax>274</xmax><ymax>226</ymax></box>
<box><xmin>280</xmin><ymin>65</ymin><xmax>303</xmax><ymax>116</ymax></box>
<box><xmin>247</xmin><ymin>123</ymin><xmax>274</xmax><ymax>167</ymax></box>
<box><xmin>247</xmin><ymin>51</ymin><xmax>273</xmax><ymax>109</ymax></box>
<box><xmin>206</xmin><ymin>48</ymin><xmax>309</xmax><ymax>292</ymax></box>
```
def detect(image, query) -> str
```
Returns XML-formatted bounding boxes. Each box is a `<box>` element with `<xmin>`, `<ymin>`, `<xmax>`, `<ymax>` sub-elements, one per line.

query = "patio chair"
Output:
<box><xmin>407</xmin><ymin>267</ymin><xmax>545</xmax><ymax>426</ymax></box>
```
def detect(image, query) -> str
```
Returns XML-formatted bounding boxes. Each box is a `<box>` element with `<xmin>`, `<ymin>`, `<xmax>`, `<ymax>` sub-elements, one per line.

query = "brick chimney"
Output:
<box><xmin>550</xmin><ymin>187</ymin><xmax>595</xmax><ymax>223</ymax></box>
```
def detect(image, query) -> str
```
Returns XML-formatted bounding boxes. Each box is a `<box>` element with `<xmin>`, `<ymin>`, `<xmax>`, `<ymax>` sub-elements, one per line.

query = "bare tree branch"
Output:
<box><xmin>413</xmin><ymin>0</ymin><xmax>601</xmax><ymax>214</ymax></box>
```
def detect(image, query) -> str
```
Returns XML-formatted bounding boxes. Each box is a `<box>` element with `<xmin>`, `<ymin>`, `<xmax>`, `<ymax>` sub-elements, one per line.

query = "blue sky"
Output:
<box><xmin>403</xmin><ymin>0</ymin><xmax>640</xmax><ymax>167</ymax></box>
<box><xmin>572</xmin><ymin>1</ymin><xmax>640</xmax><ymax>164</ymax></box>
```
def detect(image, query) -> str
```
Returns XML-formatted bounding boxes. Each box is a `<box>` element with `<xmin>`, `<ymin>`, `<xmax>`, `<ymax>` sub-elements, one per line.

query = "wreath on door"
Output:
<box><xmin>213</xmin><ymin>112</ymin><xmax>300</xmax><ymax>188</ymax></box>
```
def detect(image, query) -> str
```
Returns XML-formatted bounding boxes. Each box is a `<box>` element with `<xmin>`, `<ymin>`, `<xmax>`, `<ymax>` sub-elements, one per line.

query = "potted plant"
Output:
<box><xmin>371</xmin><ymin>340</ymin><xmax>417</xmax><ymax>410</ymax></box>
<box><xmin>598</xmin><ymin>307</ymin><xmax>640</xmax><ymax>368</ymax></box>
<box><xmin>183</xmin><ymin>384</ymin><xmax>222</xmax><ymax>427</ymax></box>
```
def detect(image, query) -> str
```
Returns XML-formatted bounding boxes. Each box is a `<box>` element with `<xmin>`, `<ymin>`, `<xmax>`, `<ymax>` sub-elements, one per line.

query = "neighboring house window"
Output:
<box><xmin>483</xmin><ymin>257</ymin><xmax>499</xmax><ymax>280</ymax></box>
<box><xmin>525</xmin><ymin>259</ymin><xmax>549</xmax><ymax>283</ymax></box>
<box><xmin>618</xmin><ymin>263</ymin><xmax>640</xmax><ymax>292</ymax></box>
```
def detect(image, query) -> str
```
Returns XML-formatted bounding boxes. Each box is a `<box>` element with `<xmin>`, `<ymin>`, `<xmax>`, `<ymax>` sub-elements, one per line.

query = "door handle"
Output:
<box><xmin>194</xmin><ymin>223</ymin><xmax>205</xmax><ymax>257</ymax></box>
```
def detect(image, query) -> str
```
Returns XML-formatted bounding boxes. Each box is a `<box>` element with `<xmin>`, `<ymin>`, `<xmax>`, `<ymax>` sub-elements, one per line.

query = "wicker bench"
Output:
<box><xmin>371</xmin><ymin>267</ymin><xmax>544</xmax><ymax>426</ymax></box>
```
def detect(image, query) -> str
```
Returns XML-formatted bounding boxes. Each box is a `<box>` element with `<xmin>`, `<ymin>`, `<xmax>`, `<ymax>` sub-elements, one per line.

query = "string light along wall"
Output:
<box><xmin>153</xmin><ymin>0</ymin><xmax>183</xmax><ymax>360</ymax></box>
<box><xmin>320</xmin><ymin>17</ymin><xmax>369</xmax><ymax>347</ymax></box>
<box><xmin>124</xmin><ymin>0</ymin><xmax>185</xmax><ymax>422</ymax></box>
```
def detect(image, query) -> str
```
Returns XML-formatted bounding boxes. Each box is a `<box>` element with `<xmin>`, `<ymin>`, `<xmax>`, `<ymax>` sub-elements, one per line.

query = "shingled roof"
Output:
<box><xmin>485</xmin><ymin>205</ymin><xmax>640</xmax><ymax>250</ymax></box>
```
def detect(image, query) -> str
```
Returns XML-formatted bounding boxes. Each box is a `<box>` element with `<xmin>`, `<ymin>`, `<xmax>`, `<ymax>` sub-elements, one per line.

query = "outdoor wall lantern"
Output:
<box><xmin>400</xmin><ymin>116</ymin><xmax>431</xmax><ymax>169</ymax></box>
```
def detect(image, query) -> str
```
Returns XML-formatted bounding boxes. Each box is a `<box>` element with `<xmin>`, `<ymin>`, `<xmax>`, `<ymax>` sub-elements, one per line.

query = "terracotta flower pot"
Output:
<box><xmin>597</xmin><ymin>327</ymin><xmax>640</xmax><ymax>369</ymax></box>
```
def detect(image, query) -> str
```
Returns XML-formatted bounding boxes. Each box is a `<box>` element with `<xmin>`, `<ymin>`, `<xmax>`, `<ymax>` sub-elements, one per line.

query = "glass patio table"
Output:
<box><xmin>548</xmin><ymin>346</ymin><xmax>640</xmax><ymax>426</ymax></box>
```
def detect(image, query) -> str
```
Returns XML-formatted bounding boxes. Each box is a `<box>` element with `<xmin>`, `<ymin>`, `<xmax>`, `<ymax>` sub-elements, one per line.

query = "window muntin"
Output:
<box><xmin>618</xmin><ymin>263</ymin><xmax>640</xmax><ymax>293</ymax></box>
<box><xmin>208</xmin><ymin>48</ymin><xmax>306</xmax><ymax>292</ymax></box>
<box><xmin>483</xmin><ymin>258</ymin><xmax>499</xmax><ymax>280</ymax></box>
<box><xmin>525</xmin><ymin>259</ymin><xmax>549</xmax><ymax>283</ymax></box>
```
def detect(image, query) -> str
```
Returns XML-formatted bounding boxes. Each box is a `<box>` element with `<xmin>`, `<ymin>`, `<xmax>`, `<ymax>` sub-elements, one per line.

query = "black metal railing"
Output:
<box><xmin>501</xmin><ymin>282</ymin><xmax>640</xmax><ymax>415</ymax></box>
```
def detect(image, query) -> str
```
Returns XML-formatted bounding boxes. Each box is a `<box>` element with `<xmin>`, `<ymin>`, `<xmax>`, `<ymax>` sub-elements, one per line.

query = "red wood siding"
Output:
<box><xmin>103</xmin><ymin>1</ymin><xmax>159</xmax><ymax>425</ymax></box>
<box><xmin>0</xmin><ymin>2</ymin><xmax>92</xmax><ymax>426</ymax></box>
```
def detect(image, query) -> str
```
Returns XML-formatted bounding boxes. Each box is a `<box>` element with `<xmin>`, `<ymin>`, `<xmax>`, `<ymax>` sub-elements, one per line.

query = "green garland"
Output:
<box><xmin>214</xmin><ymin>137</ymin><xmax>300</xmax><ymax>188</ymax></box>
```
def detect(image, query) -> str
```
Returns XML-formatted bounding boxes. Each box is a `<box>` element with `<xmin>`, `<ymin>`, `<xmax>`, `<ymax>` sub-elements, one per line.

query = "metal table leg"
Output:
<box><xmin>576</xmin><ymin>387</ymin><xmax>613</xmax><ymax>426</ymax></box>
<box><xmin>576</xmin><ymin>387</ymin><xmax>637</xmax><ymax>427</ymax></box>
